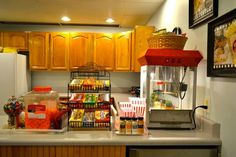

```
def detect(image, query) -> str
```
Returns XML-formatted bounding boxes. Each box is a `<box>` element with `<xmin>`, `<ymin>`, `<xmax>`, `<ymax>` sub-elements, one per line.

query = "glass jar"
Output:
<box><xmin>132</xmin><ymin>117</ymin><xmax>138</xmax><ymax>134</ymax></box>
<box><xmin>125</xmin><ymin>117</ymin><xmax>132</xmax><ymax>134</ymax></box>
<box><xmin>23</xmin><ymin>86</ymin><xmax>59</xmax><ymax>129</ymax></box>
<box><xmin>137</xmin><ymin>117</ymin><xmax>144</xmax><ymax>134</ymax></box>
<box><xmin>119</xmin><ymin>117</ymin><xmax>126</xmax><ymax>134</ymax></box>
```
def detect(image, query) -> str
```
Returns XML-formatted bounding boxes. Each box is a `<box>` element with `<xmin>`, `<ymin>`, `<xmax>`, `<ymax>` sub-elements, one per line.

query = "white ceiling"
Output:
<box><xmin>0</xmin><ymin>0</ymin><xmax>165</xmax><ymax>28</ymax></box>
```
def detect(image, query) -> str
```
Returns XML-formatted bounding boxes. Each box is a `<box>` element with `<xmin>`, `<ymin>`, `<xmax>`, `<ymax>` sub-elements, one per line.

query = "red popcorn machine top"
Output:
<box><xmin>138</xmin><ymin>49</ymin><xmax>203</xmax><ymax>129</ymax></box>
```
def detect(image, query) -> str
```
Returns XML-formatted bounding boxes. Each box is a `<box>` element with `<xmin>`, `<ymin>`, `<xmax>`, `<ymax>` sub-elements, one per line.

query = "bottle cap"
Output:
<box><xmin>138</xmin><ymin>117</ymin><xmax>144</xmax><ymax>120</ymax></box>
<box><xmin>120</xmin><ymin>117</ymin><xmax>126</xmax><ymax>120</ymax></box>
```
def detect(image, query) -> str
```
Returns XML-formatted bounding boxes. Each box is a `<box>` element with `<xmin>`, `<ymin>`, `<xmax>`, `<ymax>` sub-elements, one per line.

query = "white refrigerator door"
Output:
<box><xmin>0</xmin><ymin>53</ymin><xmax>29</xmax><ymax>115</ymax></box>
<box><xmin>16</xmin><ymin>54</ymin><xmax>29</xmax><ymax>97</ymax></box>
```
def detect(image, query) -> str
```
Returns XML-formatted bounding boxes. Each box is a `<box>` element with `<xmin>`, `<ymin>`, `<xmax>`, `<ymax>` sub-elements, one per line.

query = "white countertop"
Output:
<box><xmin>0</xmin><ymin>100</ymin><xmax>221</xmax><ymax>147</ymax></box>
<box><xmin>0</xmin><ymin>129</ymin><xmax>221</xmax><ymax>146</ymax></box>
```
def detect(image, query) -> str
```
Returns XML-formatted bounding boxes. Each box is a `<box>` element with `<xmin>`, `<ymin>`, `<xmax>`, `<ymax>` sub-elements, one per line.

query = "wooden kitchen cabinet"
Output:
<box><xmin>29</xmin><ymin>32</ymin><xmax>49</xmax><ymax>70</ymax></box>
<box><xmin>69</xmin><ymin>33</ymin><xmax>93</xmax><ymax>70</ymax></box>
<box><xmin>0</xmin><ymin>145</ymin><xmax>126</xmax><ymax>157</ymax></box>
<box><xmin>132</xmin><ymin>26</ymin><xmax>155</xmax><ymax>72</ymax></box>
<box><xmin>3</xmin><ymin>32</ymin><xmax>29</xmax><ymax>50</ymax></box>
<box><xmin>1</xmin><ymin>29</ymin><xmax>150</xmax><ymax>72</ymax></box>
<box><xmin>115</xmin><ymin>31</ymin><xmax>132</xmax><ymax>71</ymax></box>
<box><xmin>0</xmin><ymin>32</ymin><xmax>3</xmax><ymax>47</ymax></box>
<box><xmin>94</xmin><ymin>33</ymin><xmax>115</xmax><ymax>71</ymax></box>
<box><xmin>50</xmin><ymin>32</ymin><xmax>69</xmax><ymax>70</ymax></box>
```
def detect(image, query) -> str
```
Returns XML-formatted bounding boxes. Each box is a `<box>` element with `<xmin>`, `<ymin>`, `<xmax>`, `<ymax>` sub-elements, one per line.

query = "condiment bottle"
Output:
<box><xmin>125</xmin><ymin>117</ymin><xmax>132</xmax><ymax>134</ymax></box>
<box><xmin>119</xmin><ymin>117</ymin><xmax>126</xmax><ymax>134</ymax></box>
<box><xmin>137</xmin><ymin>117</ymin><xmax>144</xmax><ymax>134</ymax></box>
<box><xmin>131</xmin><ymin>117</ymin><xmax>138</xmax><ymax>134</ymax></box>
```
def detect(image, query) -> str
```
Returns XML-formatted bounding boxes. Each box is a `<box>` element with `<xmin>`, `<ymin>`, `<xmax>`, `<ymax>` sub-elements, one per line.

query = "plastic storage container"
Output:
<box><xmin>23</xmin><ymin>86</ymin><xmax>59</xmax><ymax>129</ymax></box>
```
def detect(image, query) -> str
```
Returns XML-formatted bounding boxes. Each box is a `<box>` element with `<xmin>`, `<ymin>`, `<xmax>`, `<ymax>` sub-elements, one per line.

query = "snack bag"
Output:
<box><xmin>95</xmin><ymin>110</ymin><xmax>110</xmax><ymax>123</ymax></box>
<box><xmin>69</xmin><ymin>109</ymin><xmax>84</xmax><ymax>122</ymax></box>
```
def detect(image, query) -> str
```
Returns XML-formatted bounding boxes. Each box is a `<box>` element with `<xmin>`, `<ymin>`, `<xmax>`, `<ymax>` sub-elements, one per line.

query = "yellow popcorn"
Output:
<box><xmin>225</xmin><ymin>20</ymin><xmax>236</xmax><ymax>38</ymax></box>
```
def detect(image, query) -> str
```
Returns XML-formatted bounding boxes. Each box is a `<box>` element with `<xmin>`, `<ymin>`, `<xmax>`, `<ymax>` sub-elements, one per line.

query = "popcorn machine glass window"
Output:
<box><xmin>139</xmin><ymin>49</ymin><xmax>203</xmax><ymax>129</ymax></box>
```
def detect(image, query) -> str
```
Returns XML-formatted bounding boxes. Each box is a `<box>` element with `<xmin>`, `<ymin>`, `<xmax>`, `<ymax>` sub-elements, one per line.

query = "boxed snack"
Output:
<box><xmin>69</xmin><ymin>109</ymin><xmax>84</xmax><ymax>128</ymax></box>
<box><xmin>83</xmin><ymin>111</ymin><xmax>95</xmax><ymax>128</ymax></box>
<box><xmin>95</xmin><ymin>110</ymin><xmax>110</xmax><ymax>123</ymax></box>
<box><xmin>69</xmin><ymin>109</ymin><xmax>84</xmax><ymax>122</ymax></box>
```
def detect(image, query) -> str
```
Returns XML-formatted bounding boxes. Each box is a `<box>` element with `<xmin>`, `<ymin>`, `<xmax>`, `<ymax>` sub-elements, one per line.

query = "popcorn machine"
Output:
<box><xmin>139</xmin><ymin>49</ymin><xmax>203</xmax><ymax>129</ymax></box>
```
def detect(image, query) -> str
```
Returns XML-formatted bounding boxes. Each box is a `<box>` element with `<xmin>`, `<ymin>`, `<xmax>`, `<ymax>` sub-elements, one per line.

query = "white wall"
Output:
<box><xmin>32</xmin><ymin>71</ymin><xmax>140</xmax><ymax>93</ymax></box>
<box><xmin>147</xmin><ymin>0</ymin><xmax>236</xmax><ymax>157</ymax></box>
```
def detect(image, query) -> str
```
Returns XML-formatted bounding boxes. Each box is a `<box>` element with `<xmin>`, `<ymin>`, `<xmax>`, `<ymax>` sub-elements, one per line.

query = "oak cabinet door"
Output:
<box><xmin>0</xmin><ymin>145</ymin><xmax>126</xmax><ymax>157</ymax></box>
<box><xmin>0</xmin><ymin>32</ymin><xmax>3</xmax><ymax>47</ymax></box>
<box><xmin>94</xmin><ymin>33</ymin><xmax>115</xmax><ymax>71</ymax></box>
<box><xmin>69</xmin><ymin>33</ymin><xmax>93</xmax><ymax>70</ymax></box>
<box><xmin>115</xmin><ymin>32</ymin><xmax>132</xmax><ymax>71</ymax></box>
<box><xmin>29</xmin><ymin>32</ymin><xmax>49</xmax><ymax>70</ymax></box>
<box><xmin>132</xmin><ymin>26</ymin><xmax>155</xmax><ymax>72</ymax></box>
<box><xmin>50</xmin><ymin>32</ymin><xmax>69</xmax><ymax>70</ymax></box>
<box><xmin>3</xmin><ymin>32</ymin><xmax>28</xmax><ymax>49</ymax></box>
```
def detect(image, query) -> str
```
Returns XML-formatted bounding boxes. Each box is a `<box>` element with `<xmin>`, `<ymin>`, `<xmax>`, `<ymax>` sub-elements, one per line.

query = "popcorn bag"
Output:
<box><xmin>129</xmin><ymin>97</ymin><xmax>146</xmax><ymax>117</ymax></box>
<box><xmin>119</xmin><ymin>97</ymin><xmax>146</xmax><ymax>118</ymax></box>
<box><xmin>118</xmin><ymin>102</ymin><xmax>133</xmax><ymax>117</ymax></box>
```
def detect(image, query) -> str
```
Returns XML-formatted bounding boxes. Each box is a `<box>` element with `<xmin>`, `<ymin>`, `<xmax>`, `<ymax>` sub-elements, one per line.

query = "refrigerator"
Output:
<box><xmin>0</xmin><ymin>53</ymin><xmax>31</xmax><ymax>115</ymax></box>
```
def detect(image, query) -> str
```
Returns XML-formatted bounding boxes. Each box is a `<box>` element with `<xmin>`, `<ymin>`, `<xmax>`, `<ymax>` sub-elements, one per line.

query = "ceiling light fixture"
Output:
<box><xmin>106</xmin><ymin>18</ymin><xmax>114</xmax><ymax>23</ymax></box>
<box><xmin>61</xmin><ymin>16</ymin><xmax>71</xmax><ymax>22</ymax></box>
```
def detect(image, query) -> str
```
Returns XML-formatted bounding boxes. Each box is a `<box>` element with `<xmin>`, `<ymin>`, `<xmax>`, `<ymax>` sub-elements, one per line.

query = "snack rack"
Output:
<box><xmin>67</xmin><ymin>63</ymin><xmax>111</xmax><ymax>130</ymax></box>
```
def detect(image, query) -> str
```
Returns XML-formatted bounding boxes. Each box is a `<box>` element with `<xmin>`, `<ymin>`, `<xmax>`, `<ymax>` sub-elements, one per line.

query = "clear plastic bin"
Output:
<box><xmin>23</xmin><ymin>86</ymin><xmax>59</xmax><ymax>129</ymax></box>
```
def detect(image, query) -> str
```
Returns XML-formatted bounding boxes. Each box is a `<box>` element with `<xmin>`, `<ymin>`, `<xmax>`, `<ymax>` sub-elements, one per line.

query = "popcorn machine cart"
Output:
<box><xmin>139</xmin><ymin>49</ymin><xmax>203</xmax><ymax>129</ymax></box>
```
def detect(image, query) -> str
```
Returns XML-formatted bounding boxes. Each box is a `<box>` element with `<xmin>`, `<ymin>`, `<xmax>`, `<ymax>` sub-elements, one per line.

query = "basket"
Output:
<box><xmin>147</xmin><ymin>35</ymin><xmax>188</xmax><ymax>50</ymax></box>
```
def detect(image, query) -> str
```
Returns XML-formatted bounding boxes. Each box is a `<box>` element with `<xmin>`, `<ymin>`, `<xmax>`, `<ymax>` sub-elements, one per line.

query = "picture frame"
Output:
<box><xmin>207</xmin><ymin>8</ymin><xmax>236</xmax><ymax>77</ymax></box>
<box><xmin>189</xmin><ymin>0</ymin><xmax>218</xmax><ymax>28</ymax></box>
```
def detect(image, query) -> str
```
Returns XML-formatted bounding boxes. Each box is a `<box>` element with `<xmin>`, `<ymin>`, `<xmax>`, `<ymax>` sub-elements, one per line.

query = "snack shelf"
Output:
<box><xmin>68</xmin><ymin>89</ymin><xmax>110</xmax><ymax>93</ymax></box>
<box><xmin>68</xmin><ymin>126</ymin><xmax>110</xmax><ymax>131</ymax></box>
<box><xmin>69</xmin><ymin>121</ymin><xmax>110</xmax><ymax>129</ymax></box>
<box><xmin>67</xmin><ymin>101</ymin><xmax>110</xmax><ymax>109</ymax></box>
<box><xmin>67</xmin><ymin>63</ymin><xmax>111</xmax><ymax>131</ymax></box>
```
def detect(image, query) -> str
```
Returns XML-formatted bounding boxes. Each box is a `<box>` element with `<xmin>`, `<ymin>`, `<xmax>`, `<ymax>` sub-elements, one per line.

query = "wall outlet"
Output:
<box><xmin>204</xmin><ymin>97</ymin><xmax>211</xmax><ymax>114</ymax></box>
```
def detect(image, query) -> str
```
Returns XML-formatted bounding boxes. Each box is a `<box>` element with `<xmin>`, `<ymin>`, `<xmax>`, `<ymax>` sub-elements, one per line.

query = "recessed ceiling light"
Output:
<box><xmin>61</xmin><ymin>16</ymin><xmax>71</xmax><ymax>22</ymax></box>
<box><xmin>106</xmin><ymin>18</ymin><xmax>114</xmax><ymax>23</ymax></box>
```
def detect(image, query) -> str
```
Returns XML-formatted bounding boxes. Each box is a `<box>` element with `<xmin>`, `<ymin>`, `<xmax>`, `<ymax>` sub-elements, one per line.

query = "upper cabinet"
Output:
<box><xmin>29</xmin><ymin>32</ymin><xmax>49</xmax><ymax>70</ymax></box>
<box><xmin>94</xmin><ymin>33</ymin><xmax>115</xmax><ymax>71</ymax></box>
<box><xmin>115</xmin><ymin>31</ymin><xmax>132</xmax><ymax>71</ymax></box>
<box><xmin>2</xmin><ymin>27</ymin><xmax>154</xmax><ymax>72</ymax></box>
<box><xmin>132</xmin><ymin>26</ymin><xmax>155</xmax><ymax>72</ymax></box>
<box><xmin>0</xmin><ymin>32</ymin><xmax>3</xmax><ymax>47</ymax></box>
<box><xmin>50</xmin><ymin>32</ymin><xmax>69</xmax><ymax>70</ymax></box>
<box><xmin>3</xmin><ymin>32</ymin><xmax>28</xmax><ymax>50</ymax></box>
<box><xmin>69</xmin><ymin>33</ymin><xmax>93</xmax><ymax>70</ymax></box>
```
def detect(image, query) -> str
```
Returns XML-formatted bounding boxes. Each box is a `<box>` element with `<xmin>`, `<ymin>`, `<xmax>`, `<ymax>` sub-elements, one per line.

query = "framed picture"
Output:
<box><xmin>189</xmin><ymin>0</ymin><xmax>218</xmax><ymax>28</ymax></box>
<box><xmin>207</xmin><ymin>8</ymin><xmax>236</xmax><ymax>77</ymax></box>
